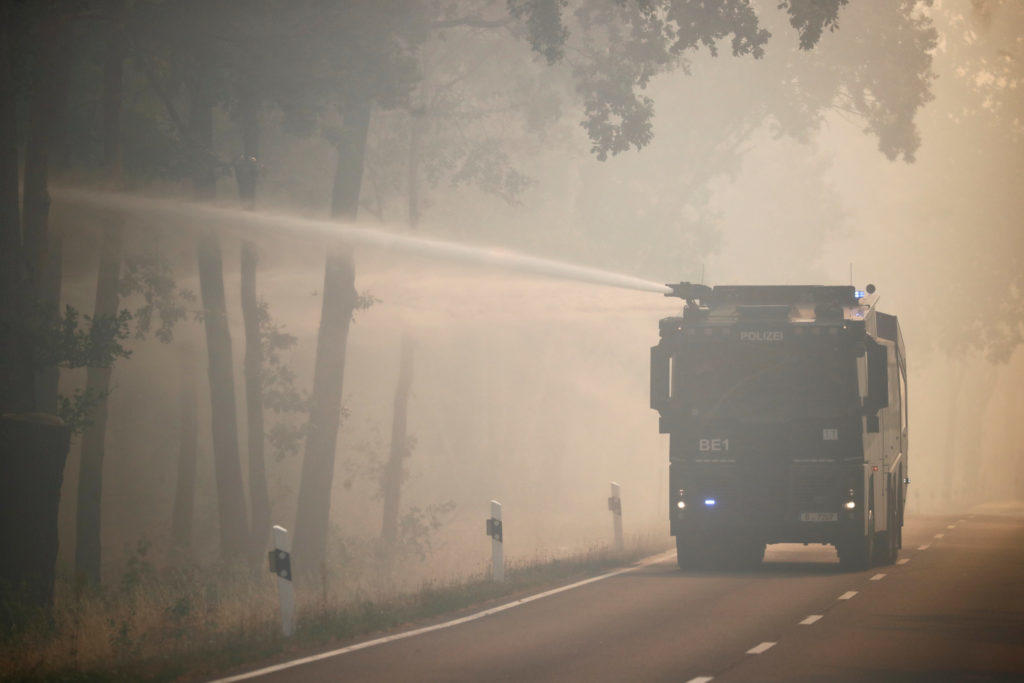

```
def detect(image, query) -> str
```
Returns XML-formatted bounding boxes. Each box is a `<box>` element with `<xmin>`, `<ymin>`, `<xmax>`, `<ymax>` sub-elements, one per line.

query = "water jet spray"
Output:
<box><xmin>54</xmin><ymin>188</ymin><xmax>673</xmax><ymax>296</ymax></box>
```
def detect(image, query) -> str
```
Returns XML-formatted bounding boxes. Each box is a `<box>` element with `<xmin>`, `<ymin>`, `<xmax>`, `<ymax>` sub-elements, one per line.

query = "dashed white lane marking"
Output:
<box><xmin>747</xmin><ymin>641</ymin><xmax>777</xmax><ymax>655</ymax></box>
<box><xmin>211</xmin><ymin>550</ymin><xmax>676</xmax><ymax>682</ymax></box>
<box><xmin>800</xmin><ymin>614</ymin><xmax>823</xmax><ymax>625</ymax></box>
<box><xmin>838</xmin><ymin>590</ymin><xmax>858</xmax><ymax>600</ymax></box>
<box><xmin>947</xmin><ymin>524</ymin><xmax>956</xmax><ymax>529</ymax></box>
<box><xmin>897</xmin><ymin>558</ymin><xmax>909</xmax><ymax>565</ymax></box>
<box><xmin>870</xmin><ymin>573</ymin><xmax>886</xmax><ymax>581</ymax></box>
<box><xmin>686</xmin><ymin>677</ymin><xmax>714</xmax><ymax>683</ymax></box>
<box><xmin>934</xmin><ymin>533</ymin><xmax>945</xmax><ymax>539</ymax></box>
<box><xmin>918</xmin><ymin>544</ymin><xmax>930</xmax><ymax>550</ymax></box>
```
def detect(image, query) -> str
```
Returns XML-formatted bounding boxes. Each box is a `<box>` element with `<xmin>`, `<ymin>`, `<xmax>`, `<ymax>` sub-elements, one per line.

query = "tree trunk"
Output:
<box><xmin>380</xmin><ymin>103</ymin><xmax>421</xmax><ymax>549</ymax></box>
<box><xmin>234</xmin><ymin>91</ymin><xmax>270</xmax><ymax>558</ymax></box>
<box><xmin>0</xmin><ymin>415</ymin><xmax>70</xmax><ymax>629</ymax></box>
<box><xmin>0</xmin><ymin>6</ymin><xmax>32</xmax><ymax>415</ymax></box>
<box><xmin>0</xmin><ymin>10</ymin><xmax>71</xmax><ymax>629</ymax></box>
<box><xmin>941</xmin><ymin>361</ymin><xmax>966</xmax><ymax>503</ymax></box>
<box><xmin>234</xmin><ymin>85</ymin><xmax>259</xmax><ymax>210</ymax></box>
<box><xmin>50</xmin><ymin>25</ymin><xmax>73</xmax><ymax>173</ymax></box>
<box><xmin>293</xmin><ymin>99</ymin><xmax>371</xmax><ymax>575</ymax></box>
<box><xmin>31</xmin><ymin>236</ymin><xmax>62</xmax><ymax>412</ymax></box>
<box><xmin>188</xmin><ymin>60</ymin><xmax>216</xmax><ymax>200</ymax></box>
<box><xmin>101</xmin><ymin>22</ymin><xmax>124</xmax><ymax>184</ymax></box>
<box><xmin>171</xmin><ymin>352</ymin><xmax>198</xmax><ymax>550</ymax></box>
<box><xmin>23</xmin><ymin>10</ymin><xmax>71</xmax><ymax>414</ymax></box>
<box><xmin>0</xmin><ymin>6</ymin><xmax>19</xmax><ymax>271</ymax></box>
<box><xmin>73</xmin><ymin>21</ymin><xmax>126</xmax><ymax>587</ymax></box>
<box><xmin>1015</xmin><ymin>379</ymin><xmax>1024</xmax><ymax>500</ymax></box>
<box><xmin>293</xmin><ymin>248</ymin><xmax>358</xmax><ymax>575</ymax></box>
<box><xmin>329</xmin><ymin>101</ymin><xmax>372</xmax><ymax>219</ymax></box>
<box><xmin>197</xmin><ymin>233</ymin><xmax>249</xmax><ymax>560</ymax></box>
<box><xmin>962</xmin><ymin>363</ymin><xmax>997</xmax><ymax>503</ymax></box>
<box><xmin>380</xmin><ymin>335</ymin><xmax>415</xmax><ymax>547</ymax></box>
<box><xmin>190</xmin><ymin>56</ymin><xmax>248</xmax><ymax>560</ymax></box>
<box><xmin>73</xmin><ymin>221</ymin><xmax>122</xmax><ymax>586</ymax></box>
<box><xmin>241</xmin><ymin>242</ymin><xmax>269</xmax><ymax>557</ymax></box>
<box><xmin>407</xmin><ymin>109</ymin><xmax>422</xmax><ymax>230</ymax></box>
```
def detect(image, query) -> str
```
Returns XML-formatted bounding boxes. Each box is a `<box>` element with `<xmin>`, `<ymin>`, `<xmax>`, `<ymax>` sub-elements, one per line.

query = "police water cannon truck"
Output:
<box><xmin>651</xmin><ymin>284</ymin><xmax>908</xmax><ymax>570</ymax></box>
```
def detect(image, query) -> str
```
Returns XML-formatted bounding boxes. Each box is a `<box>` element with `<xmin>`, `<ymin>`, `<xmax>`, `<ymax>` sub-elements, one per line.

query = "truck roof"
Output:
<box><xmin>665</xmin><ymin>283</ymin><xmax>860</xmax><ymax>307</ymax></box>
<box><xmin>660</xmin><ymin>282</ymin><xmax>905</xmax><ymax>371</ymax></box>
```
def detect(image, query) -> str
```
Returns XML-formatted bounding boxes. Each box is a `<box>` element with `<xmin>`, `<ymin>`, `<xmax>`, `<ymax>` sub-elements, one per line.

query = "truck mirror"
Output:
<box><xmin>863</xmin><ymin>340</ymin><xmax>889</xmax><ymax>414</ymax></box>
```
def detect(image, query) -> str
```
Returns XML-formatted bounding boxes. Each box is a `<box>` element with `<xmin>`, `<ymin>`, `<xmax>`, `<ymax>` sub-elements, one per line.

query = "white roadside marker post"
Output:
<box><xmin>268</xmin><ymin>525</ymin><xmax>295</xmax><ymax>637</ymax></box>
<box><xmin>486</xmin><ymin>500</ymin><xmax>504</xmax><ymax>582</ymax></box>
<box><xmin>608</xmin><ymin>482</ymin><xmax>623</xmax><ymax>552</ymax></box>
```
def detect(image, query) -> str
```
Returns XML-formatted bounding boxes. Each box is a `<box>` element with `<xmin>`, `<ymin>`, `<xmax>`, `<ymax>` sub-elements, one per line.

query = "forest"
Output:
<box><xmin>0</xmin><ymin>1</ymin><xmax>1021</xmax><ymax>678</ymax></box>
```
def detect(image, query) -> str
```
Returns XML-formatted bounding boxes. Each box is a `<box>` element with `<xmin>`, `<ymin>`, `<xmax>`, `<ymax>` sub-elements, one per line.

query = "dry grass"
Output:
<box><xmin>0</xmin><ymin>535</ymin><xmax>669</xmax><ymax>681</ymax></box>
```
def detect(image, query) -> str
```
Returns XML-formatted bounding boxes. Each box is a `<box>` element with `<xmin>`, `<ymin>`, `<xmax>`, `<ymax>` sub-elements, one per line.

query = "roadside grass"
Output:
<box><xmin>0</xmin><ymin>535</ymin><xmax>669</xmax><ymax>681</ymax></box>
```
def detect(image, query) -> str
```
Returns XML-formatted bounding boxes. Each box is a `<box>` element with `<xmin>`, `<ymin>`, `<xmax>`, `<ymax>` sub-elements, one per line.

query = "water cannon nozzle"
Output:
<box><xmin>665</xmin><ymin>282</ymin><xmax>713</xmax><ymax>302</ymax></box>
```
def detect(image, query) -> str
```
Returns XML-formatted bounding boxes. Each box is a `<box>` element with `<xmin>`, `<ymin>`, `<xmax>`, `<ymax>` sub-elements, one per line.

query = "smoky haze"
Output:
<box><xmin>2</xmin><ymin>1</ymin><xmax>1022</xmax><ymax>676</ymax></box>
<box><xmin>47</xmin><ymin>0</ymin><xmax>1024</xmax><ymax>580</ymax></box>
<box><xmin>54</xmin><ymin>203</ymin><xmax>677</xmax><ymax>585</ymax></box>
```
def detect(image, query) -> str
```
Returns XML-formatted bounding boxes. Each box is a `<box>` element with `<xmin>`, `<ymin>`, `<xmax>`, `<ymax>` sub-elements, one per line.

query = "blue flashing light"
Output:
<box><xmin>704</xmin><ymin>498</ymin><xmax>717</xmax><ymax>507</ymax></box>
<box><xmin>855</xmin><ymin>290</ymin><xmax>866</xmax><ymax>299</ymax></box>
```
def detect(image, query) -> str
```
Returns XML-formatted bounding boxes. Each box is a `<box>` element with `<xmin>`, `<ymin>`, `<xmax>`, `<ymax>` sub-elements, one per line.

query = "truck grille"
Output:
<box><xmin>679</xmin><ymin>460</ymin><xmax>840</xmax><ymax>520</ymax></box>
<box><xmin>683</xmin><ymin>462</ymin><xmax>739</xmax><ymax>507</ymax></box>
<box><xmin>789</xmin><ymin>462</ymin><xmax>840</xmax><ymax>512</ymax></box>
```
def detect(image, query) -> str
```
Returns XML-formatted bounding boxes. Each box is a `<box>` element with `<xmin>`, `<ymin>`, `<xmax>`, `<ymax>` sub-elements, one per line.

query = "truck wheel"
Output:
<box><xmin>838</xmin><ymin>508</ymin><xmax>874</xmax><ymax>571</ymax></box>
<box><xmin>887</xmin><ymin>484</ymin><xmax>900</xmax><ymax>563</ymax></box>
<box><xmin>735</xmin><ymin>541</ymin><xmax>765</xmax><ymax>570</ymax></box>
<box><xmin>675</xmin><ymin>535</ymin><xmax>698</xmax><ymax>570</ymax></box>
<box><xmin>874</xmin><ymin>529</ymin><xmax>891</xmax><ymax>565</ymax></box>
<box><xmin>887</xmin><ymin>528</ymin><xmax>899</xmax><ymax>563</ymax></box>
<box><xmin>874</xmin><ymin>486</ymin><xmax>899</xmax><ymax>565</ymax></box>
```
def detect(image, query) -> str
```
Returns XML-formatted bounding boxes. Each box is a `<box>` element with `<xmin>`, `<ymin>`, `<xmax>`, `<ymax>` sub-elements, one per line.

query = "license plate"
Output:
<box><xmin>799</xmin><ymin>512</ymin><xmax>838</xmax><ymax>522</ymax></box>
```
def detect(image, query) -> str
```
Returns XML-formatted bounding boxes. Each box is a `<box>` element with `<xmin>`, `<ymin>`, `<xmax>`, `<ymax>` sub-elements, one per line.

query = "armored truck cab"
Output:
<box><xmin>651</xmin><ymin>284</ymin><xmax>907</xmax><ymax>570</ymax></box>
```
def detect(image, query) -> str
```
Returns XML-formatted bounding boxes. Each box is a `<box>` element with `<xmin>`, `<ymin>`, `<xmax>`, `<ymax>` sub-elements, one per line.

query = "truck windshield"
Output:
<box><xmin>676</xmin><ymin>336</ymin><xmax>858</xmax><ymax>420</ymax></box>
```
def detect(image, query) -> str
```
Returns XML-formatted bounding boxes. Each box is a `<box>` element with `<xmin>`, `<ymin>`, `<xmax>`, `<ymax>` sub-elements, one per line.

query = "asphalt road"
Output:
<box><xmin>222</xmin><ymin>510</ymin><xmax>1024</xmax><ymax>682</ymax></box>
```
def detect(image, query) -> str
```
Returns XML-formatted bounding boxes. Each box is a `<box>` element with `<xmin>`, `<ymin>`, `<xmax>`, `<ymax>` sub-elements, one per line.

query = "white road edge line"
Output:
<box><xmin>870</xmin><ymin>573</ymin><xmax>886</xmax><ymax>581</ymax></box>
<box><xmin>210</xmin><ymin>550</ymin><xmax>676</xmax><ymax>682</ymax></box>
<box><xmin>686</xmin><ymin>677</ymin><xmax>714</xmax><ymax>683</ymax></box>
<box><xmin>799</xmin><ymin>614</ymin><xmax>823</xmax><ymax>625</ymax></box>
<box><xmin>838</xmin><ymin>590</ymin><xmax>858</xmax><ymax>600</ymax></box>
<box><xmin>747</xmin><ymin>641</ymin><xmax>777</xmax><ymax>655</ymax></box>
<box><xmin>918</xmin><ymin>544</ymin><xmax>930</xmax><ymax>550</ymax></box>
<box><xmin>897</xmin><ymin>558</ymin><xmax>909</xmax><ymax>565</ymax></box>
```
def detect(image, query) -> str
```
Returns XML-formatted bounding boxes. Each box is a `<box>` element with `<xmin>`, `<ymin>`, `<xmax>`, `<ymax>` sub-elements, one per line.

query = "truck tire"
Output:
<box><xmin>873</xmin><ymin>483</ymin><xmax>900</xmax><ymax>565</ymax></box>
<box><xmin>838</xmin><ymin>507</ymin><xmax>875</xmax><ymax>571</ymax></box>
<box><xmin>675</xmin><ymin>534</ymin><xmax>698</xmax><ymax>570</ymax></box>
<box><xmin>873</xmin><ymin>530</ymin><xmax>891</xmax><ymax>565</ymax></box>
<box><xmin>885</xmin><ymin>483</ymin><xmax>900</xmax><ymax>564</ymax></box>
<box><xmin>733</xmin><ymin>540</ymin><xmax>765</xmax><ymax>570</ymax></box>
